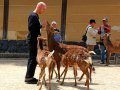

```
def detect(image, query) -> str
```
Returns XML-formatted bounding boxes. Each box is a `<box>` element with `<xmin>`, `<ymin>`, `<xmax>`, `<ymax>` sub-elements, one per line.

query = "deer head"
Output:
<box><xmin>37</xmin><ymin>36</ymin><xmax>47</xmax><ymax>49</ymax></box>
<box><xmin>103</xmin><ymin>33</ymin><xmax>111</xmax><ymax>41</ymax></box>
<box><xmin>46</xmin><ymin>21</ymin><xmax>54</xmax><ymax>37</ymax></box>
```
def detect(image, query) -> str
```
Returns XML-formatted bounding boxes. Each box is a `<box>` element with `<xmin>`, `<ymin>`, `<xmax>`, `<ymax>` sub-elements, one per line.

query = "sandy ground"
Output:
<box><xmin>0</xmin><ymin>58</ymin><xmax>120</xmax><ymax>90</ymax></box>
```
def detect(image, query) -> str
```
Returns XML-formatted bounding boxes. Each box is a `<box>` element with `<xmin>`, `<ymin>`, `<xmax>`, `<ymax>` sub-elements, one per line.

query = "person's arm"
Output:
<box><xmin>107</xmin><ymin>25</ymin><xmax>111</xmax><ymax>33</ymax></box>
<box><xmin>54</xmin><ymin>31</ymin><xmax>60</xmax><ymax>34</ymax></box>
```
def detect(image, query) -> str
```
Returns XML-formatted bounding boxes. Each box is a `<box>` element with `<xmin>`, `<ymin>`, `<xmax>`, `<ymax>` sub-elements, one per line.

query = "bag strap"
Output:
<box><xmin>85</xmin><ymin>26</ymin><xmax>92</xmax><ymax>35</ymax></box>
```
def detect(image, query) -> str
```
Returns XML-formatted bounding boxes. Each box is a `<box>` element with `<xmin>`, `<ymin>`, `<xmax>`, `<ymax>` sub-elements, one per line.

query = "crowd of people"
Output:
<box><xmin>24</xmin><ymin>2</ymin><xmax>111</xmax><ymax>84</ymax></box>
<box><xmin>84</xmin><ymin>18</ymin><xmax>111</xmax><ymax>64</ymax></box>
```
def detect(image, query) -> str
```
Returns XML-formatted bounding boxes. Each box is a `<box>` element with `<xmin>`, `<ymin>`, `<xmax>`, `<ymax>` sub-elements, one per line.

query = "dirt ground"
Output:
<box><xmin>0</xmin><ymin>58</ymin><xmax>120</xmax><ymax>90</ymax></box>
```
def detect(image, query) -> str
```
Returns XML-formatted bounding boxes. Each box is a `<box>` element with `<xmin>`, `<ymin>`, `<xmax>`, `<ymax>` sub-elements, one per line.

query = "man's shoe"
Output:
<box><xmin>25</xmin><ymin>78</ymin><xmax>38</xmax><ymax>84</ymax></box>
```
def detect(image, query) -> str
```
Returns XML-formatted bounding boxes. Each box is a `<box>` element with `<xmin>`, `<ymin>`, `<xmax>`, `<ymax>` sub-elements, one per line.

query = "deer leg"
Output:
<box><xmin>85</xmin><ymin>70</ymin><xmax>90</xmax><ymax>90</ymax></box>
<box><xmin>43</xmin><ymin>74</ymin><xmax>47</xmax><ymax>86</ymax></box>
<box><xmin>78</xmin><ymin>67</ymin><xmax>91</xmax><ymax>83</ymax></box>
<box><xmin>37</xmin><ymin>67</ymin><xmax>45</xmax><ymax>86</ymax></box>
<box><xmin>60</xmin><ymin>68</ymin><xmax>65</xmax><ymax>77</ymax></box>
<box><xmin>50</xmin><ymin>64</ymin><xmax>54</xmax><ymax>79</ymax></box>
<box><xmin>89</xmin><ymin>66</ymin><xmax>92</xmax><ymax>83</ymax></box>
<box><xmin>39</xmin><ymin>73</ymin><xmax>46</xmax><ymax>90</ymax></box>
<box><xmin>48</xmin><ymin>66</ymin><xmax>52</xmax><ymax>90</ymax></box>
<box><xmin>56</xmin><ymin>61</ymin><xmax>61</xmax><ymax>81</ymax></box>
<box><xmin>106</xmin><ymin>52</ymin><xmax>111</xmax><ymax>66</ymax></box>
<box><xmin>60</xmin><ymin>65</ymin><xmax>69</xmax><ymax>85</ymax></box>
<box><xmin>50</xmin><ymin>62</ymin><xmax>56</xmax><ymax>79</ymax></box>
<box><xmin>76</xmin><ymin>70</ymin><xmax>78</xmax><ymax>76</ymax></box>
<box><xmin>54</xmin><ymin>69</ymin><xmax>58</xmax><ymax>78</ymax></box>
<box><xmin>39</xmin><ymin>69</ymin><xmax>46</xmax><ymax>90</ymax></box>
<box><xmin>78</xmin><ymin>73</ymin><xmax>84</xmax><ymax>81</ymax></box>
<box><xmin>73</xmin><ymin>64</ymin><xmax>77</xmax><ymax>86</ymax></box>
<box><xmin>37</xmin><ymin>69</ymin><xmax>41</xmax><ymax>86</ymax></box>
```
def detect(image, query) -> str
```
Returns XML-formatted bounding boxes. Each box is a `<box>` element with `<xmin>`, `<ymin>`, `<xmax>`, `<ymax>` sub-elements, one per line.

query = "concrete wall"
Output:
<box><xmin>0</xmin><ymin>0</ymin><xmax>120</xmax><ymax>41</ymax></box>
<box><xmin>8</xmin><ymin>0</ymin><xmax>62</xmax><ymax>40</ymax></box>
<box><xmin>66</xmin><ymin>0</ymin><xmax>120</xmax><ymax>41</ymax></box>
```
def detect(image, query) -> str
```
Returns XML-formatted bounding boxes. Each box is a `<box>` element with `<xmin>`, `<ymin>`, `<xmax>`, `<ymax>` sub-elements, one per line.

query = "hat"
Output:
<box><xmin>102</xmin><ymin>17</ymin><xmax>108</xmax><ymax>22</ymax></box>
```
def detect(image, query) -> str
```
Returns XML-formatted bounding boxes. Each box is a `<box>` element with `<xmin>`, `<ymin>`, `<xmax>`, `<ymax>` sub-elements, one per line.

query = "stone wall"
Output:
<box><xmin>0</xmin><ymin>40</ymin><xmax>28</xmax><ymax>53</ymax></box>
<box><xmin>0</xmin><ymin>40</ymin><xmax>100</xmax><ymax>55</ymax></box>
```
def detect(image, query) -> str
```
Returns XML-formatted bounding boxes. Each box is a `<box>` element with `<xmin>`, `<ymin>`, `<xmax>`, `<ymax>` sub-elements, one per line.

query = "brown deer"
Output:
<box><xmin>46</xmin><ymin>22</ymin><xmax>95</xmax><ymax>82</ymax></box>
<box><xmin>60</xmin><ymin>48</ymin><xmax>94</xmax><ymax>90</ymax></box>
<box><xmin>36</xmin><ymin>36</ymin><xmax>55</xmax><ymax>90</ymax></box>
<box><xmin>103</xmin><ymin>33</ymin><xmax>120</xmax><ymax>65</ymax></box>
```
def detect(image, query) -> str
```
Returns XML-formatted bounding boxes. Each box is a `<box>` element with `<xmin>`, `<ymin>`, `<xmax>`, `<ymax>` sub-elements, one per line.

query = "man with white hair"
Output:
<box><xmin>51</xmin><ymin>21</ymin><xmax>62</xmax><ymax>43</ymax></box>
<box><xmin>25</xmin><ymin>2</ymin><xmax>47</xmax><ymax>84</ymax></box>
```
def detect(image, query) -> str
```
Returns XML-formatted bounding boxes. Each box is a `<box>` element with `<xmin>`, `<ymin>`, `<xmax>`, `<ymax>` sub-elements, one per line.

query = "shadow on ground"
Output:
<box><xmin>42</xmin><ymin>78</ymin><xmax>98</xmax><ymax>90</ymax></box>
<box><xmin>0</xmin><ymin>58</ymin><xmax>27</xmax><ymax>66</ymax></box>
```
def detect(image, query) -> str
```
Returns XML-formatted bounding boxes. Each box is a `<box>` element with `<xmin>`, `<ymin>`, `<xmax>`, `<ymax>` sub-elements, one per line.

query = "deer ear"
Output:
<box><xmin>48</xmin><ymin>50</ymin><xmax>54</xmax><ymax>58</ymax></box>
<box><xmin>104</xmin><ymin>33</ymin><xmax>108</xmax><ymax>37</ymax></box>
<box><xmin>47</xmin><ymin>21</ymin><xmax>50</xmax><ymax>26</ymax></box>
<box><xmin>89</xmin><ymin>51</ymin><xmax>96</xmax><ymax>55</ymax></box>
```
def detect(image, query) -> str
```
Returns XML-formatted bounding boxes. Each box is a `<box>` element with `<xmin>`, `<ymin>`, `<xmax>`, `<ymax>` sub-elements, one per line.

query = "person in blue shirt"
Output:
<box><xmin>51</xmin><ymin>21</ymin><xmax>62</xmax><ymax>43</ymax></box>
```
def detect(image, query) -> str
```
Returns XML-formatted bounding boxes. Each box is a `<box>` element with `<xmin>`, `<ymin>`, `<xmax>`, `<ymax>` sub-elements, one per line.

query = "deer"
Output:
<box><xmin>36</xmin><ymin>36</ymin><xmax>55</xmax><ymax>90</ymax></box>
<box><xmin>60</xmin><ymin>48</ymin><xmax>95</xmax><ymax>90</ymax></box>
<box><xmin>46</xmin><ymin>22</ymin><xmax>95</xmax><ymax>83</ymax></box>
<box><xmin>103</xmin><ymin>33</ymin><xmax>120</xmax><ymax>66</ymax></box>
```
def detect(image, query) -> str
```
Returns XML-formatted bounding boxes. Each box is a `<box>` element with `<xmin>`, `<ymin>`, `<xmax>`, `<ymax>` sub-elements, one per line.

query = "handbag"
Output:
<box><xmin>82</xmin><ymin>34</ymin><xmax>87</xmax><ymax>42</ymax></box>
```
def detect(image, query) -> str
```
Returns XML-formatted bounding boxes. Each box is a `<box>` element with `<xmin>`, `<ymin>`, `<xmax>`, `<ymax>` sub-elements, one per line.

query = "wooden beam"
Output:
<box><xmin>2</xmin><ymin>0</ymin><xmax>9</xmax><ymax>40</ymax></box>
<box><xmin>61</xmin><ymin>0</ymin><xmax>67</xmax><ymax>41</ymax></box>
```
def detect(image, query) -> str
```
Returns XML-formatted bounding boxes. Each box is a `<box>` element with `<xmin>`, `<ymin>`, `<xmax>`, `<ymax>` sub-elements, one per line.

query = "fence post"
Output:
<box><xmin>2</xmin><ymin>0</ymin><xmax>9</xmax><ymax>40</ymax></box>
<box><xmin>61</xmin><ymin>0</ymin><xmax>67</xmax><ymax>41</ymax></box>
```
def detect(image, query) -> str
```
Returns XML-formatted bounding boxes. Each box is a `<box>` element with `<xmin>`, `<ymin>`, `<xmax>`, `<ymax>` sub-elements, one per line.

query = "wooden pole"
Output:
<box><xmin>2</xmin><ymin>0</ymin><xmax>9</xmax><ymax>40</ymax></box>
<box><xmin>61</xmin><ymin>0</ymin><xmax>67</xmax><ymax>41</ymax></box>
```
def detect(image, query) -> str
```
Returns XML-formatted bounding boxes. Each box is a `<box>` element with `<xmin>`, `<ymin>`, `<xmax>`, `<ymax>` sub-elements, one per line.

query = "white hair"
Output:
<box><xmin>51</xmin><ymin>21</ymin><xmax>57</xmax><ymax>26</ymax></box>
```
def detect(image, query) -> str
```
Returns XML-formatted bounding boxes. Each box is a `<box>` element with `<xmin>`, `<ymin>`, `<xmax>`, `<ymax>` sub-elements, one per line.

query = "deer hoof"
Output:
<box><xmin>60</xmin><ymin>82</ymin><xmax>64</xmax><ymax>85</ymax></box>
<box><xmin>37</xmin><ymin>81</ymin><xmax>40</xmax><ymax>86</ymax></box>
<box><xmin>56</xmin><ymin>79</ymin><xmax>60</xmax><ymax>82</ymax></box>
<box><xmin>78</xmin><ymin>78</ymin><xmax>82</xmax><ymax>81</ymax></box>
<box><xmin>55</xmin><ymin>74</ymin><xmax>58</xmax><ymax>79</ymax></box>
<box><xmin>90</xmin><ymin>80</ymin><xmax>92</xmax><ymax>84</ymax></box>
<box><xmin>48</xmin><ymin>88</ymin><xmax>51</xmax><ymax>90</ymax></box>
<box><xmin>74</xmin><ymin>83</ymin><xmax>77</xmax><ymax>86</ymax></box>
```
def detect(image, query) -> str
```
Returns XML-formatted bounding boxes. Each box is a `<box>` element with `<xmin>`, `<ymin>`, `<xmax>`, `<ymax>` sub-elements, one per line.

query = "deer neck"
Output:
<box><xmin>46</xmin><ymin>25</ymin><xmax>66</xmax><ymax>54</ymax></box>
<box><xmin>37</xmin><ymin>39</ymin><xmax>42</xmax><ymax>53</ymax></box>
<box><xmin>103</xmin><ymin>37</ymin><xmax>112</xmax><ymax>49</ymax></box>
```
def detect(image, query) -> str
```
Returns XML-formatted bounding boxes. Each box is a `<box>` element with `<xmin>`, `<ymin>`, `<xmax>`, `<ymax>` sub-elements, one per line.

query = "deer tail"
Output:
<box><xmin>48</xmin><ymin>50</ymin><xmax>54</xmax><ymax>58</ymax></box>
<box><xmin>89</xmin><ymin>51</ymin><xmax>96</xmax><ymax>55</ymax></box>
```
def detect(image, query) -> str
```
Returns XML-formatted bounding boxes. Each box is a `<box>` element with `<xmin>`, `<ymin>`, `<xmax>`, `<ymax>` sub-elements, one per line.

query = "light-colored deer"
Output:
<box><xmin>103</xmin><ymin>33</ymin><xmax>120</xmax><ymax>65</ymax></box>
<box><xmin>36</xmin><ymin>36</ymin><xmax>55</xmax><ymax>90</ymax></box>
